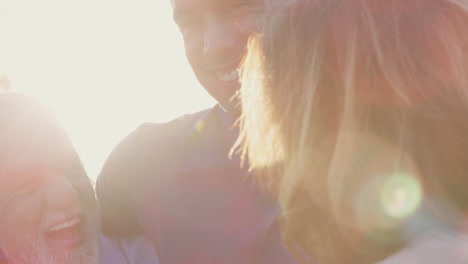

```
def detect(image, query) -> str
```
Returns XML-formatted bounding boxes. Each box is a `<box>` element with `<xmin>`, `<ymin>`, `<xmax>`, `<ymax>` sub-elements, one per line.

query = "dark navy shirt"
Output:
<box><xmin>97</xmin><ymin>105</ymin><xmax>298</xmax><ymax>264</ymax></box>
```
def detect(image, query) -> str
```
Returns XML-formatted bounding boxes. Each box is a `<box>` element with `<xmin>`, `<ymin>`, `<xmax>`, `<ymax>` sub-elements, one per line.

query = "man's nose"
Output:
<box><xmin>203</xmin><ymin>19</ymin><xmax>237</xmax><ymax>58</ymax></box>
<box><xmin>44</xmin><ymin>177</ymin><xmax>79</xmax><ymax>210</ymax></box>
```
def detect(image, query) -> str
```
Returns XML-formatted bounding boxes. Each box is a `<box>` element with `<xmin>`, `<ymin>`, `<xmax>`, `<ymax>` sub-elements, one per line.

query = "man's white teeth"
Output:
<box><xmin>217</xmin><ymin>70</ymin><xmax>238</xmax><ymax>82</ymax></box>
<box><xmin>47</xmin><ymin>217</ymin><xmax>80</xmax><ymax>232</ymax></box>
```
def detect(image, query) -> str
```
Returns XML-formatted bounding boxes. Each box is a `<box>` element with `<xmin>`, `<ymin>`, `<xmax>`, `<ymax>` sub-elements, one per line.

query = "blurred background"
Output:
<box><xmin>0</xmin><ymin>0</ymin><xmax>216</xmax><ymax>180</ymax></box>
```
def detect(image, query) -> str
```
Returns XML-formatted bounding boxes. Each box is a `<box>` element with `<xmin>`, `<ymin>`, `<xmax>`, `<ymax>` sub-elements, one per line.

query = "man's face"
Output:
<box><xmin>172</xmin><ymin>0</ymin><xmax>264</xmax><ymax>115</ymax></box>
<box><xmin>0</xmin><ymin>130</ymin><xmax>99</xmax><ymax>264</ymax></box>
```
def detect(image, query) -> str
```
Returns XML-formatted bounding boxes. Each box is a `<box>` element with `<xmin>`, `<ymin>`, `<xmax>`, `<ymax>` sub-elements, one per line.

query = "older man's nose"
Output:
<box><xmin>44</xmin><ymin>177</ymin><xmax>79</xmax><ymax>210</ymax></box>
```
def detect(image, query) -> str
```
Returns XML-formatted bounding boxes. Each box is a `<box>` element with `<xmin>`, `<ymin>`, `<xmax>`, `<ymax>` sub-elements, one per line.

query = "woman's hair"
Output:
<box><xmin>237</xmin><ymin>0</ymin><xmax>468</xmax><ymax>263</ymax></box>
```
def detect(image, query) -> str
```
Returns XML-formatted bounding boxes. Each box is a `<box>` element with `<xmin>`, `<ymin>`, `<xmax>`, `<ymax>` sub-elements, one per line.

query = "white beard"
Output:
<box><xmin>0</xmin><ymin>223</ymin><xmax>99</xmax><ymax>264</ymax></box>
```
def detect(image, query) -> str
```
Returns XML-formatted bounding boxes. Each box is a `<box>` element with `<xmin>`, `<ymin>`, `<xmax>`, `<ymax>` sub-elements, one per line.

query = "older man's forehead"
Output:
<box><xmin>0</xmin><ymin>150</ymin><xmax>81</xmax><ymax>191</ymax></box>
<box><xmin>0</xmin><ymin>127</ymin><xmax>80</xmax><ymax>170</ymax></box>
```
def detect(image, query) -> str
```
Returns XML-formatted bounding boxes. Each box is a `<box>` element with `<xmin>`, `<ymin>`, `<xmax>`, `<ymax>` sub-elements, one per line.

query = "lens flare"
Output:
<box><xmin>354</xmin><ymin>172</ymin><xmax>424</xmax><ymax>243</ymax></box>
<box><xmin>381</xmin><ymin>173</ymin><xmax>422</xmax><ymax>220</ymax></box>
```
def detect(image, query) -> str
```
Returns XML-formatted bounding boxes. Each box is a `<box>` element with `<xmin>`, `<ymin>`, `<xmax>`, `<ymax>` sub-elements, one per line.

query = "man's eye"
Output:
<box><xmin>13</xmin><ymin>178</ymin><xmax>37</xmax><ymax>193</ymax></box>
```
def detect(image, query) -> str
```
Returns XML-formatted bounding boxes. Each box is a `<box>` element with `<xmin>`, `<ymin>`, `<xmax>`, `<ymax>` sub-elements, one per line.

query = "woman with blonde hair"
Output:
<box><xmin>237</xmin><ymin>0</ymin><xmax>468</xmax><ymax>263</ymax></box>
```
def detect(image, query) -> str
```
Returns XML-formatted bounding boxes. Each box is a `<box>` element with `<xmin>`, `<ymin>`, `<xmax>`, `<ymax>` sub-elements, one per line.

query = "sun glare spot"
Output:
<box><xmin>353</xmin><ymin>171</ymin><xmax>424</xmax><ymax>243</ymax></box>
<box><xmin>381</xmin><ymin>172</ymin><xmax>423</xmax><ymax>220</ymax></box>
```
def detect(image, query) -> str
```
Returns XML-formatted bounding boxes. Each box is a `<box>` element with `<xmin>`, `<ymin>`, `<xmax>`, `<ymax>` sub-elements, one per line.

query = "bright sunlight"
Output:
<box><xmin>0</xmin><ymin>0</ymin><xmax>216</xmax><ymax>180</ymax></box>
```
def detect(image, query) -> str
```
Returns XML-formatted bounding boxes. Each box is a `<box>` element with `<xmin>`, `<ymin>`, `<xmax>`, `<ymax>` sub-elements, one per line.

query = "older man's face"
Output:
<box><xmin>0</xmin><ymin>126</ymin><xmax>99</xmax><ymax>264</ymax></box>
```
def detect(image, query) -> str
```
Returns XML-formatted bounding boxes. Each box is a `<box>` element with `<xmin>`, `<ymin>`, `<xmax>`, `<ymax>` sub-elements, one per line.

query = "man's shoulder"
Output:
<box><xmin>115</xmin><ymin>107</ymin><xmax>210</xmax><ymax>151</ymax></box>
<box><xmin>133</xmin><ymin>107</ymin><xmax>212</xmax><ymax>141</ymax></box>
<box><xmin>111</xmin><ymin>105</ymin><xmax>231</xmax><ymax>162</ymax></box>
<box><xmin>97</xmin><ymin>107</ymin><xmax>215</xmax><ymax>186</ymax></box>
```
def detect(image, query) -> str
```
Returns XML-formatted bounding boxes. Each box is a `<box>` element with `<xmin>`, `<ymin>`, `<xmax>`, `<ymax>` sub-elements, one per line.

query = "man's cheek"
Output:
<box><xmin>185</xmin><ymin>47</ymin><xmax>203</xmax><ymax>72</ymax></box>
<box><xmin>4</xmin><ymin>201</ymin><xmax>42</xmax><ymax>231</ymax></box>
<box><xmin>236</xmin><ymin>14</ymin><xmax>263</xmax><ymax>34</ymax></box>
<box><xmin>183</xmin><ymin>38</ymin><xmax>203</xmax><ymax>63</ymax></box>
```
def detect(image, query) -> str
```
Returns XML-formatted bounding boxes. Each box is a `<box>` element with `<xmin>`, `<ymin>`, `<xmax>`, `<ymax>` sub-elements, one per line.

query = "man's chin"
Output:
<box><xmin>43</xmin><ymin>219</ymin><xmax>98</xmax><ymax>262</ymax></box>
<box><xmin>67</xmin><ymin>228</ymin><xmax>100</xmax><ymax>264</ymax></box>
<box><xmin>49</xmin><ymin>236</ymin><xmax>99</xmax><ymax>264</ymax></box>
<box><xmin>45</xmin><ymin>226</ymin><xmax>85</xmax><ymax>253</ymax></box>
<box><xmin>59</xmin><ymin>212</ymin><xmax>100</xmax><ymax>264</ymax></box>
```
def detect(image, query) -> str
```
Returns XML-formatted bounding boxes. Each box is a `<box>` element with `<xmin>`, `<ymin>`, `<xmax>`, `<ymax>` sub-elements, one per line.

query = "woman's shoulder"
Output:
<box><xmin>378</xmin><ymin>231</ymin><xmax>468</xmax><ymax>264</ymax></box>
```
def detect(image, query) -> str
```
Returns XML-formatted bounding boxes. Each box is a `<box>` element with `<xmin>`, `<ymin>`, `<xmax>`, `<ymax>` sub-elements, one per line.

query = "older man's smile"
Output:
<box><xmin>44</xmin><ymin>214</ymin><xmax>84</xmax><ymax>249</ymax></box>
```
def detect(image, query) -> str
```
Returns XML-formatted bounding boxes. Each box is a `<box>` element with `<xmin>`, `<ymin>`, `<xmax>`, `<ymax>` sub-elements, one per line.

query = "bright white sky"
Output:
<box><xmin>0</xmin><ymin>0</ymin><xmax>216</xmax><ymax>180</ymax></box>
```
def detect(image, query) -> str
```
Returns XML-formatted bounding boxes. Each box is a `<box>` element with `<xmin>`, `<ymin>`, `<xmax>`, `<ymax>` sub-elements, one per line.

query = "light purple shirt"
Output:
<box><xmin>99</xmin><ymin>235</ymin><xmax>159</xmax><ymax>264</ymax></box>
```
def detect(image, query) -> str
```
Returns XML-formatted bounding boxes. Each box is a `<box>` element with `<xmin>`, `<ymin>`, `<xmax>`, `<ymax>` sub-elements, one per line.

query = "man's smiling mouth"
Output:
<box><xmin>44</xmin><ymin>215</ymin><xmax>84</xmax><ymax>248</ymax></box>
<box><xmin>46</xmin><ymin>216</ymin><xmax>80</xmax><ymax>233</ymax></box>
<box><xmin>216</xmin><ymin>69</ymin><xmax>239</xmax><ymax>83</ymax></box>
